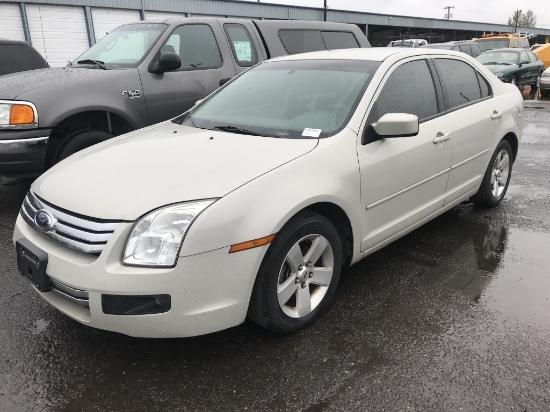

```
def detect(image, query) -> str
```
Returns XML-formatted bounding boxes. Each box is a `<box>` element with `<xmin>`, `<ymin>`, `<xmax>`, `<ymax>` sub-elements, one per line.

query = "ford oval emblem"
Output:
<box><xmin>34</xmin><ymin>209</ymin><xmax>55</xmax><ymax>231</ymax></box>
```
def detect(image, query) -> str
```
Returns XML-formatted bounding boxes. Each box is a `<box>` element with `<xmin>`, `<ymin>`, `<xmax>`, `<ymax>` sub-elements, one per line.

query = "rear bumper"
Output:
<box><xmin>0</xmin><ymin>129</ymin><xmax>51</xmax><ymax>177</ymax></box>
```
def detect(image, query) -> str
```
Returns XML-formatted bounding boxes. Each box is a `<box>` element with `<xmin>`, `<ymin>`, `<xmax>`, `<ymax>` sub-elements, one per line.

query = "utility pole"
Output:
<box><xmin>443</xmin><ymin>5</ymin><xmax>454</xmax><ymax>20</ymax></box>
<box><xmin>323</xmin><ymin>0</ymin><xmax>327</xmax><ymax>22</ymax></box>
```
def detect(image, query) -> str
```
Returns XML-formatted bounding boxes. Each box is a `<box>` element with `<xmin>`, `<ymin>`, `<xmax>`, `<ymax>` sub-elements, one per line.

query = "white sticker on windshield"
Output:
<box><xmin>302</xmin><ymin>128</ymin><xmax>322</xmax><ymax>137</ymax></box>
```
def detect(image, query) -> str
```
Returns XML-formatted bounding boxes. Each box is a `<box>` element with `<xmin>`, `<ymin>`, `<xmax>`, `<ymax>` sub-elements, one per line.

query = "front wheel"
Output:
<box><xmin>56</xmin><ymin>129</ymin><xmax>114</xmax><ymax>163</ymax></box>
<box><xmin>470</xmin><ymin>140</ymin><xmax>513</xmax><ymax>207</ymax></box>
<box><xmin>510</xmin><ymin>76</ymin><xmax>518</xmax><ymax>87</ymax></box>
<box><xmin>541</xmin><ymin>89</ymin><xmax>550</xmax><ymax>98</ymax></box>
<box><xmin>248</xmin><ymin>212</ymin><xmax>342</xmax><ymax>334</ymax></box>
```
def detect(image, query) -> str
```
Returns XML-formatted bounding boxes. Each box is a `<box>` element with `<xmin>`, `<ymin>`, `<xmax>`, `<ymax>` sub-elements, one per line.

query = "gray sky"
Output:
<box><xmin>240</xmin><ymin>0</ymin><xmax>550</xmax><ymax>28</ymax></box>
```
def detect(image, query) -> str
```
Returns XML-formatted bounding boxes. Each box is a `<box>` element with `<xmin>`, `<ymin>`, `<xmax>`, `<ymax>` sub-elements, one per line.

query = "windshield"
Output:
<box><xmin>179</xmin><ymin>59</ymin><xmax>380</xmax><ymax>139</ymax></box>
<box><xmin>475</xmin><ymin>39</ymin><xmax>510</xmax><ymax>52</ymax></box>
<box><xmin>477</xmin><ymin>51</ymin><xmax>519</xmax><ymax>65</ymax></box>
<box><xmin>74</xmin><ymin>23</ymin><xmax>167</xmax><ymax>69</ymax></box>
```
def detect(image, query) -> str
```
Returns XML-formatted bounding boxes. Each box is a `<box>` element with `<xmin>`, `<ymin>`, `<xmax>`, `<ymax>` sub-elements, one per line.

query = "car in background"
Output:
<box><xmin>0</xmin><ymin>39</ymin><xmax>49</xmax><ymax>76</ymax></box>
<box><xmin>421</xmin><ymin>41</ymin><xmax>481</xmax><ymax>57</ymax></box>
<box><xmin>387</xmin><ymin>39</ymin><xmax>428</xmax><ymax>48</ymax></box>
<box><xmin>477</xmin><ymin>48</ymin><xmax>544</xmax><ymax>87</ymax></box>
<box><xmin>531</xmin><ymin>44</ymin><xmax>543</xmax><ymax>51</ymax></box>
<box><xmin>540</xmin><ymin>67</ymin><xmax>550</xmax><ymax>97</ymax></box>
<box><xmin>533</xmin><ymin>43</ymin><xmax>550</xmax><ymax>69</ymax></box>
<box><xmin>13</xmin><ymin>47</ymin><xmax>523</xmax><ymax>338</ymax></box>
<box><xmin>474</xmin><ymin>33</ymin><xmax>530</xmax><ymax>52</ymax></box>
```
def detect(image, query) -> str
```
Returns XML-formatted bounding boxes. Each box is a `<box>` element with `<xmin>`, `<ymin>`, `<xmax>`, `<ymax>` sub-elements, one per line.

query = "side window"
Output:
<box><xmin>459</xmin><ymin>44</ymin><xmax>472</xmax><ymax>55</ymax></box>
<box><xmin>471</xmin><ymin>44</ymin><xmax>482</xmax><ymax>57</ymax></box>
<box><xmin>163</xmin><ymin>24</ymin><xmax>222</xmax><ymax>70</ymax></box>
<box><xmin>224</xmin><ymin>23</ymin><xmax>258</xmax><ymax>67</ymax></box>
<box><xmin>520</xmin><ymin>51</ymin><xmax>529</xmax><ymax>64</ymax></box>
<box><xmin>321</xmin><ymin>31</ymin><xmax>359</xmax><ymax>50</ymax></box>
<box><xmin>434</xmin><ymin>59</ymin><xmax>482</xmax><ymax>111</ymax></box>
<box><xmin>279</xmin><ymin>30</ymin><xmax>325</xmax><ymax>54</ymax></box>
<box><xmin>477</xmin><ymin>72</ymin><xmax>492</xmax><ymax>99</ymax></box>
<box><xmin>372</xmin><ymin>60</ymin><xmax>439</xmax><ymax>123</ymax></box>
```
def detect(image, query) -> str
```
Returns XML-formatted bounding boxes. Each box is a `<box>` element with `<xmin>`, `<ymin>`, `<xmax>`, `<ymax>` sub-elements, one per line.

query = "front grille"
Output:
<box><xmin>20</xmin><ymin>190</ymin><xmax>121</xmax><ymax>255</ymax></box>
<box><xmin>49</xmin><ymin>277</ymin><xmax>89</xmax><ymax>307</ymax></box>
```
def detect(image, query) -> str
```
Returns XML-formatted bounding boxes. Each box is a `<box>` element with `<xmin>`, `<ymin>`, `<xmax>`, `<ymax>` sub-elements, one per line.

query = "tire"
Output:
<box><xmin>56</xmin><ymin>130</ymin><xmax>113</xmax><ymax>162</ymax></box>
<box><xmin>532</xmin><ymin>72</ymin><xmax>542</xmax><ymax>89</ymax></box>
<box><xmin>510</xmin><ymin>76</ymin><xmax>518</xmax><ymax>87</ymax></box>
<box><xmin>248</xmin><ymin>211</ymin><xmax>343</xmax><ymax>334</ymax></box>
<box><xmin>541</xmin><ymin>89</ymin><xmax>550</xmax><ymax>98</ymax></box>
<box><xmin>470</xmin><ymin>140</ymin><xmax>513</xmax><ymax>207</ymax></box>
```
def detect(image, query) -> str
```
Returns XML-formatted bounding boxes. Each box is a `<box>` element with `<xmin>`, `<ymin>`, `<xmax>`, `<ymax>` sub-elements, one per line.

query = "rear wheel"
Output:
<box><xmin>248</xmin><ymin>212</ymin><xmax>342</xmax><ymax>334</ymax></box>
<box><xmin>470</xmin><ymin>140</ymin><xmax>513</xmax><ymax>207</ymax></box>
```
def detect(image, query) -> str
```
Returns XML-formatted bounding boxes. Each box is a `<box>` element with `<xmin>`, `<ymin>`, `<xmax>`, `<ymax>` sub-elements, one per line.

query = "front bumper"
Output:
<box><xmin>0</xmin><ymin>129</ymin><xmax>51</xmax><ymax>177</ymax></box>
<box><xmin>540</xmin><ymin>77</ymin><xmax>550</xmax><ymax>90</ymax></box>
<box><xmin>13</xmin><ymin>214</ymin><xmax>267</xmax><ymax>338</ymax></box>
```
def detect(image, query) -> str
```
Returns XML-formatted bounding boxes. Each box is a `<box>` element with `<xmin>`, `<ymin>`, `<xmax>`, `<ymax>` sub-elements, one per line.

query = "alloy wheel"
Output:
<box><xmin>277</xmin><ymin>234</ymin><xmax>334</xmax><ymax>318</ymax></box>
<box><xmin>491</xmin><ymin>150</ymin><xmax>510</xmax><ymax>198</ymax></box>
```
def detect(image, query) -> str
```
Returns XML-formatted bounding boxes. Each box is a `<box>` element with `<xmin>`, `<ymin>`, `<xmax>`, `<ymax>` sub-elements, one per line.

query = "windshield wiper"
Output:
<box><xmin>212</xmin><ymin>125</ymin><xmax>262</xmax><ymax>136</ymax></box>
<box><xmin>76</xmin><ymin>59</ymin><xmax>108</xmax><ymax>70</ymax></box>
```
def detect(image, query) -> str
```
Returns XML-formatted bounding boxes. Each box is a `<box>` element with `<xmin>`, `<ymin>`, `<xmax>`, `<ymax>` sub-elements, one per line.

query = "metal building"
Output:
<box><xmin>1</xmin><ymin>0</ymin><xmax>550</xmax><ymax>66</ymax></box>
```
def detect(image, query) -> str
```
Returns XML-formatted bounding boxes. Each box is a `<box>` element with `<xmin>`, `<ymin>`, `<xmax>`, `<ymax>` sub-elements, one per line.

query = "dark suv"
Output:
<box><xmin>0</xmin><ymin>39</ymin><xmax>49</xmax><ymax>77</ymax></box>
<box><xmin>421</xmin><ymin>41</ymin><xmax>482</xmax><ymax>57</ymax></box>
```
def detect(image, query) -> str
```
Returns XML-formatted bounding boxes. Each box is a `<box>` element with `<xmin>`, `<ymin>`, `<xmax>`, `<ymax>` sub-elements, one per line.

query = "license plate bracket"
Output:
<box><xmin>16</xmin><ymin>239</ymin><xmax>50</xmax><ymax>292</ymax></box>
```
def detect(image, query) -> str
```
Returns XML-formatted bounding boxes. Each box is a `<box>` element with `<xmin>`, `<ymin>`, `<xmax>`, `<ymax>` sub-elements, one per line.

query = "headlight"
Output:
<box><xmin>123</xmin><ymin>200</ymin><xmax>216</xmax><ymax>267</ymax></box>
<box><xmin>494</xmin><ymin>72</ymin><xmax>504</xmax><ymax>78</ymax></box>
<box><xmin>0</xmin><ymin>100</ymin><xmax>38</xmax><ymax>129</ymax></box>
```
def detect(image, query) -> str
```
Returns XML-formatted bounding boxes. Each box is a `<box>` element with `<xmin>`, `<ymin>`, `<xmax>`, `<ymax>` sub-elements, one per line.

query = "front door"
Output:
<box><xmin>139</xmin><ymin>22</ymin><xmax>237</xmax><ymax>124</ymax></box>
<box><xmin>357</xmin><ymin>58</ymin><xmax>453</xmax><ymax>252</ymax></box>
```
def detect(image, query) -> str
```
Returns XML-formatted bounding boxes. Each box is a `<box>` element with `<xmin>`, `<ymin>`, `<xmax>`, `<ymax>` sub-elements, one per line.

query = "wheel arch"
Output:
<box><xmin>501</xmin><ymin>132</ymin><xmax>519</xmax><ymax>162</ymax></box>
<box><xmin>293</xmin><ymin>202</ymin><xmax>354</xmax><ymax>269</ymax></box>
<box><xmin>45</xmin><ymin>109</ymin><xmax>135</xmax><ymax>166</ymax></box>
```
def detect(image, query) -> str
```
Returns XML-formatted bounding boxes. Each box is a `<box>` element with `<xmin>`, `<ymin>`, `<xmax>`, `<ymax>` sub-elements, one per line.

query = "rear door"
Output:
<box><xmin>357</xmin><ymin>58</ymin><xmax>453</xmax><ymax>252</ymax></box>
<box><xmin>432</xmin><ymin>57</ymin><xmax>502</xmax><ymax>205</ymax></box>
<box><xmin>139</xmin><ymin>21</ymin><xmax>237</xmax><ymax>124</ymax></box>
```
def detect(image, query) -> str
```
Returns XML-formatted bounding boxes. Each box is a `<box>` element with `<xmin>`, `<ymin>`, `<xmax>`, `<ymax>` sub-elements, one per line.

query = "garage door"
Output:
<box><xmin>92</xmin><ymin>8</ymin><xmax>141</xmax><ymax>42</ymax></box>
<box><xmin>26</xmin><ymin>4</ymin><xmax>89</xmax><ymax>67</ymax></box>
<box><xmin>0</xmin><ymin>3</ymin><xmax>25</xmax><ymax>41</ymax></box>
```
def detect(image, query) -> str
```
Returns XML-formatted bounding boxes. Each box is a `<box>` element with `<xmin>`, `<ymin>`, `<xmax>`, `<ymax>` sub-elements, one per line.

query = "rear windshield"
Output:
<box><xmin>475</xmin><ymin>38</ymin><xmax>510</xmax><ymax>52</ymax></box>
<box><xmin>0</xmin><ymin>44</ymin><xmax>49</xmax><ymax>76</ymax></box>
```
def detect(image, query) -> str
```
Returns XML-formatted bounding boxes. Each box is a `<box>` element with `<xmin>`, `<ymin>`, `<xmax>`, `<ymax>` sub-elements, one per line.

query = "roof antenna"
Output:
<box><xmin>401</xmin><ymin>26</ymin><xmax>411</xmax><ymax>47</ymax></box>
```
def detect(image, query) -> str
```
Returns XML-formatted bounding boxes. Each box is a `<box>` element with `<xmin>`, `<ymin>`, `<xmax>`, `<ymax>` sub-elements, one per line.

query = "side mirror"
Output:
<box><xmin>150</xmin><ymin>52</ymin><xmax>181</xmax><ymax>74</ymax></box>
<box><xmin>371</xmin><ymin>113</ymin><xmax>419</xmax><ymax>138</ymax></box>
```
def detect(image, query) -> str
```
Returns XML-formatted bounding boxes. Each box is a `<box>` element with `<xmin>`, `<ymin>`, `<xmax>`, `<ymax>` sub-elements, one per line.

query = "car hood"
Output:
<box><xmin>32</xmin><ymin>122</ymin><xmax>318</xmax><ymax>220</ymax></box>
<box><xmin>0</xmin><ymin>67</ymin><xmax>116</xmax><ymax>100</ymax></box>
<box><xmin>484</xmin><ymin>64</ymin><xmax>516</xmax><ymax>74</ymax></box>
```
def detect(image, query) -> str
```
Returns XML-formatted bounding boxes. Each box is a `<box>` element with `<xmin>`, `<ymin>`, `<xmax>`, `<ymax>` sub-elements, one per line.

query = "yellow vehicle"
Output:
<box><xmin>473</xmin><ymin>33</ymin><xmax>531</xmax><ymax>52</ymax></box>
<box><xmin>533</xmin><ymin>43</ymin><xmax>550</xmax><ymax>69</ymax></box>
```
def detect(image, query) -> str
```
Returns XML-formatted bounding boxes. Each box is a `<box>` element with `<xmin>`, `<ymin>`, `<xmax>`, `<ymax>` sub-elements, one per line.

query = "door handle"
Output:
<box><xmin>433</xmin><ymin>133</ymin><xmax>451</xmax><ymax>144</ymax></box>
<box><xmin>491</xmin><ymin>111</ymin><xmax>502</xmax><ymax>120</ymax></box>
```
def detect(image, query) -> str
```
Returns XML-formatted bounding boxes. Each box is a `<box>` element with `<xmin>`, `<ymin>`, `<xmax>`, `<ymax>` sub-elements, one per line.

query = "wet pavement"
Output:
<box><xmin>1</xmin><ymin>98</ymin><xmax>550</xmax><ymax>411</ymax></box>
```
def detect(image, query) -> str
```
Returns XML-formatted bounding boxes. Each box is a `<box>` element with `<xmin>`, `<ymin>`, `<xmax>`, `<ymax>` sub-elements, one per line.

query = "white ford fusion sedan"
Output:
<box><xmin>13</xmin><ymin>48</ymin><xmax>523</xmax><ymax>338</ymax></box>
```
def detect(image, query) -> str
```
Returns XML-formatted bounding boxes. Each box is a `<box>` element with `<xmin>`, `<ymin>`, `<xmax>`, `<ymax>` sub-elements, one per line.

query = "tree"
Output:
<box><xmin>507</xmin><ymin>9</ymin><xmax>537</xmax><ymax>29</ymax></box>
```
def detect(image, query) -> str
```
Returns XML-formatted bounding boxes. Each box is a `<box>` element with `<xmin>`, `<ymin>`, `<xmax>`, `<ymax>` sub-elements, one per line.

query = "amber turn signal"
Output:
<box><xmin>229</xmin><ymin>234</ymin><xmax>276</xmax><ymax>253</ymax></box>
<box><xmin>10</xmin><ymin>105</ymin><xmax>35</xmax><ymax>125</ymax></box>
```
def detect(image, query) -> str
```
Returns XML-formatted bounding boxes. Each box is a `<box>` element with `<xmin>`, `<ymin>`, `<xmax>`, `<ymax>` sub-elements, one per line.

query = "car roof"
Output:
<box><xmin>271</xmin><ymin>47</ymin><xmax>468</xmax><ymax>63</ymax></box>
<box><xmin>483</xmin><ymin>48</ymin><xmax>522</xmax><ymax>53</ymax></box>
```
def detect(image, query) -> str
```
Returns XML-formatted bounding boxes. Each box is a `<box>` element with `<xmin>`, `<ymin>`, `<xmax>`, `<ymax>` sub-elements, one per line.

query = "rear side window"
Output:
<box><xmin>434</xmin><ymin>59</ymin><xmax>482</xmax><ymax>111</ymax></box>
<box><xmin>471</xmin><ymin>44</ymin><xmax>481</xmax><ymax>57</ymax></box>
<box><xmin>321</xmin><ymin>31</ymin><xmax>359</xmax><ymax>50</ymax></box>
<box><xmin>0</xmin><ymin>44</ymin><xmax>48</xmax><ymax>76</ymax></box>
<box><xmin>279</xmin><ymin>30</ymin><xmax>325</xmax><ymax>54</ymax></box>
<box><xmin>224</xmin><ymin>23</ymin><xmax>258</xmax><ymax>67</ymax></box>
<box><xmin>477</xmin><ymin>73</ymin><xmax>492</xmax><ymax>99</ymax></box>
<box><xmin>459</xmin><ymin>44</ymin><xmax>471</xmax><ymax>55</ymax></box>
<box><xmin>163</xmin><ymin>24</ymin><xmax>222</xmax><ymax>70</ymax></box>
<box><xmin>374</xmin><ymin>59</ymin><xmax>439</xmax><ymax>122</ymax></box>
